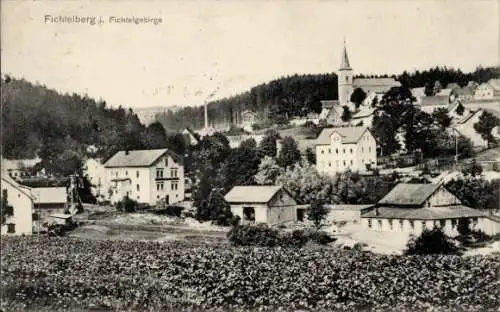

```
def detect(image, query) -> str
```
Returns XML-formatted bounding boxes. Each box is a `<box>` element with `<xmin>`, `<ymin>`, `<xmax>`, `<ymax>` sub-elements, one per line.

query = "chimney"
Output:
<box><xmin>204</xmin><ymin>100</ymin><xmax>208</xmax><ymax>130</ymax></box>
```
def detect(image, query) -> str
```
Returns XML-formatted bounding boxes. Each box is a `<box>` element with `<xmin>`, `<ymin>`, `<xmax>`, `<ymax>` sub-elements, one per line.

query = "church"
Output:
<box><xmin>319</xmin><ymin>42</ymin><xmax>401</xmax><ymax>126</ymax></box>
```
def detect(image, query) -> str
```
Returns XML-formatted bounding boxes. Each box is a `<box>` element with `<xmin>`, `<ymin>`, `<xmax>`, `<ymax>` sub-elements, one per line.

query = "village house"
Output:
<box><xmin>1</xmin><ymin>175</ymin><xmax>34</xmax><ymax>235</ymax></box>
<box><xmin>103</xmin><ymin>148</ymin><xmax>184</xmax><ymax>206</ymax></box>
<box><xmin>316</xmin><ymin>126</ymin><xmax>377</xmax><ymax>174</ymax></box>
<box><xmin>415</xmin><ymin>95</ymin><xmax>450</xmax><ymax>114</ymax></box>
<box><xmin>1</xmin><ymin>157</ymin><xmax>42</xmax><ymax>180</ymax></box>
<box><xmin>31</xmin><ymin>186</ymin><xmax>68</xmax><ymax>222</ymax></box>
<box><xmin>451</xmin><ymin>108</ymin><xmax>500</xmax><ymax>149</ymax></box>
<box><xmin>361</xmin><ymin>183</ymin><xmax>500</xmax><ymax>236</ymax></box>
<box><xmin>474</xmin><ymin>82</ymin><xmax>500</xmax><ymax>100</ymax></box>
<box><xmin>182</xmin><ymin>127</ymin><xmax>200</xmax><ymax>146</ymax></box>
<box><xmin>240</xmin><ymin>110</ymin><xmax>258</xmax><ymax>132</ymax></box>
<box><xmin>451</xmin><ymin>86</ymin><xmax>475</xmax><ymax>102</ymax></box>
<box><xmin>224</xmin><ymin>185</ymin><xmax>299</xmax><ymax>224</ymax></box>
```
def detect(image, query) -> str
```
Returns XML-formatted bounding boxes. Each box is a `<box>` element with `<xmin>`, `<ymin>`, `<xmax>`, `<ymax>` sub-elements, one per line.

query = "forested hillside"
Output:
<box><xmin>158</xmin><ymin>66</ymin><xmax>500</xmax><ymax>130</ymax></box>
<box><xmin>1</xmin><ymin>76</ymin><xmax>184</xmax><ymax>175</ymax></box>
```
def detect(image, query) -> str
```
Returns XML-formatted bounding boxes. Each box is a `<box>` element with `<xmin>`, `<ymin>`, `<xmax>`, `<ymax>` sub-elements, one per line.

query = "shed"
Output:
<box><xmin>224</xmin><ymin>185</ymin><xmax>298</xmax><ymax>224</ymax></box>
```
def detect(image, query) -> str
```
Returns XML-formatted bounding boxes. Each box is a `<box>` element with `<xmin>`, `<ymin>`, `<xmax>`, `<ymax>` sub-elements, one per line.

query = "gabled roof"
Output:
<box><xmin>353</xmin><ymin>78</ymin><xmax>401</xmax><ymax>94</ymax></box>
<box><xmin>352</xmin><ymin>106</ymin><xmax>375</xmax><ymax>119</ymax></box>
<box><xmin>104</xmin><ymin>148</ymin><xmax>180</xmax><ymax>168</ymax></box>
<box><xmin>316</xmin><ymin>126</ymin><xmax>369</xmax><ymax>145</ymax></box>
<box><xmin>1</xmin><ymin>175</ymin><xmax>34</xmax><ymax>200</ymax></box>
<box><xmin>377</xmin><ymin>183</ymin><xmax>444</xmax><ymax>206</ymax></box>
<box><xmin>456</xmin><ymin>109</ymin><xmax>481</xmax><ymax>125</ymax></box>
<box><xmin>419</xmin><ymin>95</ymin><xmax>449</xmax><ymax>107</ymax></box>
<box><xmin>32</xmin><ymin>187</ymin><xmax>67</xmax><ymax>204</ymax></box>
<box><xmin>362</xmin><ymin>205</ymin><xmax>488</xmax><ymax>220</ymax></box>
<box><xmin>1</xmin><ymin>157</ymin><xmax>41</xmax><ymax>171</ymax></box>
<box><xmin>224</xmin><ymin>185</ymin><xmax>285</xmax><ymax>204</ymax></box>
<box><xmin>411</xmin><ymin>87</ymin><xmax>426</xmax><ymax>98</ymax></box>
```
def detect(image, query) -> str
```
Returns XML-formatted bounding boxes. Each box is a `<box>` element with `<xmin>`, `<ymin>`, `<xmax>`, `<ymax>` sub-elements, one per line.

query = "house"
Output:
<box><xmin>319</xmin><ymin>100</ymin><xmax>347</xmax><ymax>125</ymax></box>
<box><xmin>103</xmin><ymin>148</ymin><xmax>184</xmax><ymax>205</ymax></box>
<box><xmin>452</xmin><ymin>108</ymin><xmax>500</xmax><ymax>149</ymax></box>
<box><xmin>360</xmin><ymin>183</ymin><xmax>499</xmax><ymax>236</ymax></box>
<box><xmin>1</xmin><ymin>157</ymin><xmax>41</xmax><ymax>180</ymax></box>
<box><xmin>1</xmin><ymin>175</ymin><xmax>34</xmax><ymax>235</ymax></box>
<box><xmin>240</xmin><ymin>110</ymin><xmax>258</xmax><ymax>132</ymax></box>
<box><xmin>83</xmin><ymin>158</ymin><xmax>106</xmax><ymax>199</ymax></box>
<box><xmin>451</xmin><ymin>86</ymin><xmax>475</xmax><ymax>101</ymax></box>
<box><xmin>224</xmin><ymin>185</ymin><xmax>298</xmax><ymax>224</ymax></box>
<box><xmin>316</xmin><ymin>126</ymin><xmax>377</xmax><ymax>174</ymax></box>
<box><xmin>416</xmin><ymin>95</ymin><xmax>450</xmax><ymax>114</ymax></box>
<box><xmin>350</xmin><ymin>106</ymin><xmax>376</xmax><ymax>127</ymax></box>
<box><xmin>474</xmin><ymin>82</ymin><xmax>500</xmax><ymax>100</ymax></box>
<box><xmin>411</xmin><ymin>87</ymin><xmax>426</xmax><ymax>102</ymax></box>
<box><xmin>31</xmin><ymin>187</ymin><xmax>68</xmax><ymax>221</ymax></box>
<box><xmin>182</xmin><ymin>128</ymin><xmax>200</xmax><ymax>146</ymax></box>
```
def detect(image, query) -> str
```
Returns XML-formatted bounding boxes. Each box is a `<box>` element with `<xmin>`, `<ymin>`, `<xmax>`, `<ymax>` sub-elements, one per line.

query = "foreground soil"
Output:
<box><xmin>1</xmin><ymin>237</ymin><xmax>499</xmax><ymax>312</ymax></box>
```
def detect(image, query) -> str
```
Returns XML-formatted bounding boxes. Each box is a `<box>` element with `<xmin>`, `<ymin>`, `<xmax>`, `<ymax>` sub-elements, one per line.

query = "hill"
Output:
<box><xmin>157</xmin><ymin>66</ymin><xmax>500</xmax><ymax>131</ymax></box>
<box><xmin>1</xmin><ymin>76</ymin><xmax>184</xmax><ymax>176</ymax></box>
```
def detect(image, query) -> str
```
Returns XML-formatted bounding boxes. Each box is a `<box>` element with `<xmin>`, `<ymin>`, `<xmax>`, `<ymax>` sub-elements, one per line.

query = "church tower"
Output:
<box><xmin>338</xmin><ymin>40</ymin><xmax>353</xmax><ymax>105</ymax></box>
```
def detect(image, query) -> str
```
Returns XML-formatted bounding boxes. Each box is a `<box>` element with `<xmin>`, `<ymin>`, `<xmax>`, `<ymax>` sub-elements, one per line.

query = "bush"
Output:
<box><xmin>115</xmin><ymin>196</ymin><xmax>138</xmax><ymax>213</ymax></box>
<box><xmin>156</xmin><ymin>205</ymin><xmax>184</xmax><ymax>217</ymax></box>
<box><xmin>405</xmin><ymin>227</ymin><xmax>460</xmax><ymax>255</ymax></box>
<box><xmin>471</xmin><ymin>229</ymin><xmax>492</xmax><ymax>243</ymax></box>
<box><xmin>308</xmin><ymin>230</ymin><xmax>337</xmax><ymax>245</ymax></box>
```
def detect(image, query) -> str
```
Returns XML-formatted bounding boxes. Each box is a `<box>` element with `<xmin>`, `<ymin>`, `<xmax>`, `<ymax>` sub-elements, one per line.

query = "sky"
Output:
<box><xmin>1</xmin><ymin>0</ymin><xmax>499</xmax><ymax>109</ymax></box>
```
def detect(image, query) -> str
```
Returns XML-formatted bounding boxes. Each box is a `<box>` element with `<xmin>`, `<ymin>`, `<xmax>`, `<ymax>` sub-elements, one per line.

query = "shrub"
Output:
<box><xmin>308</xmin><ymin>230</ymin><xmax>337</xmax><ymax>245</ymax></box>
<box><xmin>471</xmin><ymin>229</ymin><xmax>492</xmax><ymax>243</ymax></box>
<box><xmin>457</xmin><ymin>218</ymin><xmax>472</xmax><ymax>236</ymax></box>
<box><xmin>405</xmin><ymin>228</ymin><xmax>460</xmax><ymax>255</ymax></box>
<box><xmin>307</xmin><ymin>200</ymin><xmax>329</xmax><ymax>229</ymax></box>
<box><xmin>156</xmin><ymin>205</ymin><xmax>184</xmax><ymax>217</ymax></box>
<box><xmin>115</xmin><ymin>196</ymin><xmax>138</xmax><ymax>213</ymax></box>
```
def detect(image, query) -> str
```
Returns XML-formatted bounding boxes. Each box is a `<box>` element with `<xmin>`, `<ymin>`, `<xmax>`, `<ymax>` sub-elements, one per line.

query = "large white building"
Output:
<box><xmin>103</xmin><ymin>148</ymin><xmax>184</xmax><ymax>205</ymax></box>
<box><xmin>361</xmin><ymin>183</ymin><xmax>500</xmax><ymax>237</ymax></box>
<box><xmin>315</xmin><ymin>126</ymin><xmax>377</xmax><ymax>174</ymax></box>
<box><xmin>1</xmin><ymin>175</ymin><xmax>34</xmax><ymax>235</ymax></box>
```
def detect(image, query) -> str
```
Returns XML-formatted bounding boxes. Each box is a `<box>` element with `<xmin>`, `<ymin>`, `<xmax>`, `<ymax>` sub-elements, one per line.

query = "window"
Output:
<box><xmin>136</xmin><ymin>171</ymin><xmax>139</xmax><ymax>178</ymax></box>
<box><xmin>343</xmin><ymin>160</ymin><xmax>346</xmax><ymax>166</ymax></box>
<box><xmin>156</xmin><ymin>182</ymin><xmax>164</xmax><ymax>191</ymax></box>
<box><xmin>368</xmin><ymin>219</ymin><xmax>372</xmax><ymax>228</ymax></box>
<box><xmin>115</xmin><ymin>172</ymin><xmax>118</xmax><ymax>177</ymax></box>
<box><xmin>7</xmin><ymin>224</ymin><xmax>15</xmax><ymax>233</ymax></box>
<box><xmin>399</xmin><ymin>220</ymin><xmax>404</xmax><ymax>230</ymax></box>
<box><xmin>346</xmin><ymin>76</ymin><xmax>349</xmax><ymax>82</ymax></box>
<box><xmin>440</xmin><ymin>219</ymin><xmax>446</xmax><ymax>228</ymax></box>
<box><xmin>389</xmin><ymin>219</ymin><xmax>393</xmax><ymax>230</ymax></box>
<box><xmin>350</xmin><ymin>160</ymin><xmax>353</xmax><ymax>166</ymax></box>
<box><xmin>377</xmin><ymin>220</ymin><xmax>382</xmax><ymax>228</ymax></box>
<box><xmin>361</xmin><ymin>147</ymin><xmax>364</xmax><ymax>153</ymax></box>
<box><xmin>409</xmin><ymin>220</ymin><xmax>414</xmax><ymax>229</ymax></box>
<box><xmin>32</xmin><ymin>213</ymin><xmax>39</xmax><ymax>221</ymax></box>
<box><xmin>343</xmin><ymin>149</ymin><xmax>346</xmax><ymax>154</ymax></box>
<box><xmin>369</xmin><ymin>147</ymin><xmax>371</xmax><ymax>153</ymax></box>
<box><xmin>165</xmin><ymin>157</ymin><xmax>169</xmax><ymax>166</ymax></box>
<box><xmin>350</xmin><ymin>148</ymin><xmax>353</xmax><ymax>154</ymax></box>
<box><xmin>171</xmin><ymin>168</ymin><xmax>178</xmax><ymax>178</ymax></box>
<box><xmin>328</xmin><ymin>148</ymin><xmax>331</xmax><ymax>154</ymax></box>
<box><xmin>321</xmin><ymin>150</ymin><xmax>324</xmax><ymax>154</ymax></box>
<box><xmin>156</xmin><ymin>168</ymin><xmax>164</xmax><ymax>179</ymax></box>
<box><xmin>328</xmin><ymin>162</ymin><xmax>331</xmax><ymax>167</ymax></box>
<box><xmin>136</xmin><ymin>184</ymin><xmax>140</xmax><ymax>191</ymax></box>
<box><xmin>125</xmin><ymin>171</ymin><xmax>128</xmax><ymax>176</ymax></box>
<box><xmin>171</xmin><ymin>181</ymin><xmax>178</xmax><ymax>191</ymax></box>
<box><xmin>336</xmin><ymin>148</ymin><xmax>339</xmax><ymax>154</ymax></box>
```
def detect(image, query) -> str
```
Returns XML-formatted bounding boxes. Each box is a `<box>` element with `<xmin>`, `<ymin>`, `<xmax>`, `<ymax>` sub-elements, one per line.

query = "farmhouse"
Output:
<box><xmin>31</xmin><ymin>187</ymin><xmax>68</xmax><ymax>221</ymax></box>
<box><xmin>316</xmin><ymin>126</ymin><xmax>377</xmax><ymax>174</ymax></box>
<box><xmin>224</xmin><ymin>185</ymin><xmax>299</xmax><ymax>225</ymax></box>
<box><xmin>1</xmin><ymin>175</ymin><xmax>34</xmax><ymax>235</ymax></box>
<box><xmin>361</xmin><ymin>183</ymin><xmax>499</xmax><ymax>236</ymax></box>
<box><xmin>104</xmin><ymin>148</ymin><xmax>184</xmax><ymax>205</ymax></box>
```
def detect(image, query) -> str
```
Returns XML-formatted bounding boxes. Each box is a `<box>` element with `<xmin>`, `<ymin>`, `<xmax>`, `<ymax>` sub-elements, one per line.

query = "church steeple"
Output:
<box><xmin>339</xmin><ymin>39</ymin><xmax>351</xmax><ymax>70</ymax></box>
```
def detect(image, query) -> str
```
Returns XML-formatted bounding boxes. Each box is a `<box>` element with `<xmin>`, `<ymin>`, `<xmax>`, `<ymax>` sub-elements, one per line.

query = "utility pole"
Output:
<box><xmin>454</xmin><ymin>128</ymin><xmax>459</xmax><ymax>171</ymax></box>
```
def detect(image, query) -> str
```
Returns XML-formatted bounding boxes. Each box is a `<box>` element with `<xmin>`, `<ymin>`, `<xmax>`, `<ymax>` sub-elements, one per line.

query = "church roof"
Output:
<box><xmin>353</xmin><ymin>78</ymin><xmax>401</xmax><ymax>94</ymax></box>
<box><xmin>339</xmin><ymin>44</ymin><xmax>351</xmax><ymax>70</ymax></box>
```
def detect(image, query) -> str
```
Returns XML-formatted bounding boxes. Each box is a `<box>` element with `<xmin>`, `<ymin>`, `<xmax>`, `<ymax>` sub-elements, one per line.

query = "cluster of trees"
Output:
<box><xmin>1</xmin><ymin>76</ymin><xmax>186</xmax><ymax>177</ymax></box>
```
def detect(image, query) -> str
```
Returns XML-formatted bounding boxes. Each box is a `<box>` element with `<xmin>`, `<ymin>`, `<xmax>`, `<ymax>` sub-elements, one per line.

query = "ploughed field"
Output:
<box><xmin>1</xmin><ymin>237</ymin><xmax>499</xmax><ymax>312</ymax></box>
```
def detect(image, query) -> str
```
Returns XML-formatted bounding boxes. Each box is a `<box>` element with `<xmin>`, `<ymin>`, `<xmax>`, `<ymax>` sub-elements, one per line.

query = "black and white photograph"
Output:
<box><xmin>1</xmin><ymin>0</ymin><xmax>499</xmax><ymax>311</ymax></box>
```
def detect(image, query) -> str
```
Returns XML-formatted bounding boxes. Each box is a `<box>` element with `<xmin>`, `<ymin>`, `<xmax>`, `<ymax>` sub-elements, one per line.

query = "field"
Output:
<box><xmin>1</xmin><ymin>237</ymin><xmax>499</xmax><ymax>312</ymax></box>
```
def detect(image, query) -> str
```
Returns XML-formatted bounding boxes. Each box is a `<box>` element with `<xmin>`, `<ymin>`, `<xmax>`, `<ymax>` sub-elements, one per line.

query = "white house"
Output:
<box><xmin>316</xmin><ymin>127</ymin><xmax>377</xmax><ymax>174</ymax></box>
<box><xmin>474</xmin><ymin>82</ymin><xmax>500</xmax><ymax>100</ymax></box>
<box><xmin>104</xmin><ymin>148</ymin><xmax>184</xmax><ymax>206</ymax></box>
<box><xmin>240</xmin><ymin>110</ymin><xmax>258</xmax><ymax>132</ymax></box>
<box><xmin>452</xmin><ymin>108</ymin><xmax>500</xmax><ymax>149</ymax></box>
<box><xmin>224</xmin><ymin>185</ymin><xmax>298</xmax><ymax>224</ymax></box>
<box><xmin>361</xmin><ymin>183</ymin><xmax>499</xmax><ymax>236</ymax></box>
<box><xmin>1</xmin><ymin>175</ymin><xmax>34</xmax><ymax>235</ymax></box>
<box><xmin>1</xmin><ymin>157</ymin><xmax>42</xmax><ymax>180</ymax></box>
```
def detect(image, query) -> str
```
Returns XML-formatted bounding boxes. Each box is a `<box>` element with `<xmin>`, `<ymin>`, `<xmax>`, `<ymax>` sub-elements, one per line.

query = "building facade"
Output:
<box><xmin>104</xmin><ymin>149</ymin><xmax>184</xmax><ymax>206</ymax></box>
<box><xmin>316</xmin><ymin>127</ymin><xmax>377</xmax><ymax>174</ymax></box>
<box><xmin>361</xmin><ymin>183</ymin><xmax>498</xmax><ymax>236</ymax></box>
<box><xmin>224</xmin><ymin>185</ymin><xmax>298</xmax><ymax>225</ymax></box>
<box><xmin>1</xmin><ymin>175</ymin><xmax>34</xmax><ymax>235</ymax></box>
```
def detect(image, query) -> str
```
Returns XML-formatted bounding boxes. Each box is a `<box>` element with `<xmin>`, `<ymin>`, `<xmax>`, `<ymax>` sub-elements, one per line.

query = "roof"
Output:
<box><xmin>353</xmin><ymin>78</ymin><xmax>401</xmax><ymax>94</ymax></box>
<box><xmin>1</xmin><ymin>157</ymin><xmax>41</xmax><ymax>171</ymax></box>
<box><xmin>377</xmin><ymin>183</ymin><xmax>443</xmax><ymax>206</ymax></box>
<box><xmin>320</xmin><ymin>100</ymin><xmax>339</xmax><ymax>109</ymax></box>
<box><xmin>419</xmin><ymin>95</ymin><xmax>449</xmax><ymax>107</ymax></box>
<box><xmin>362</xmin><ymin>206</ymin><xmax>489</xmax><ymax>220</ymax></box>
<box><xmin>446</xmin><ymin>83</ymin><xmax>460</xmax><ymax>90</ymax></box>
<box><xmin>436</xmin><ymin>89</ymin><xmax>452</xmax><ymax>96</ymax></box>
<box><xmin>339</xmin><ymin>44</ymin><xmax>351</xmax><ymax>70</ymax></box>
<box><xmin>104</xmin><ymin>148</ymin><xmax>179</xmax><ymax>168</ymax></box>
<box><xmin>411</xmin><ymin>87</ymin><xmax>426</xmax><ymax>98</ymax></box>
<box><xmin>352</xmin><ymin>106</ymin><xmax>375</xmax><ymax>119</ymax></box>
<box><xmin>224</xmin><ymin>185</ymin><xmax>284</xmax><ymax>204</ymax></box>
<box><xmin>454</xmin><ymin>86</ymin><xmax>475</xmax><ymax>96</ymax></box>
<box><xmin>488</xmin><ymin>78</ymin><xmax>500</xmax><ymax>91</ymax></box>
<box><xmin>316</xmin><ymin>126</ymin><xmax>369</xmax><ymax>145</ymax></box>
<box><xmin>327</xmin><ymin>204</ymin><xmax>373</xmax><ymax>211</ymax></box>
<box><xmin>50</xmin><ymin>213</ymin><xmax>73</xmax><ymax>219</ymax></box>
<box><xmin>1</xmin><ymin>175</ymin><xmax>34</xmax><ymax>200</ymax></box>
<box><xmin>32</xmin><ymin>187</ymin><xmax>67</xmax><ymax>204</ymax></box>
